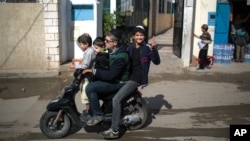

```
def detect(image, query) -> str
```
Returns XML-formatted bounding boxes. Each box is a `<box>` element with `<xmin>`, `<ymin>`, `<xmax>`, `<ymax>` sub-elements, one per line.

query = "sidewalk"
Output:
<box><xmin>148</xmin><ymin>28</ymin><xmax>250</xmax><ymax>74</ymax></box>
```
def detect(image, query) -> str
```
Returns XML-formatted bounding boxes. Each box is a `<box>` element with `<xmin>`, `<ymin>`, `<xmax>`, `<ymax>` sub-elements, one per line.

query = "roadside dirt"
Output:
<box><xmin>1</xmin><ymin>70</ymin><xmax>250</xmax><ymax>100</ymax></box>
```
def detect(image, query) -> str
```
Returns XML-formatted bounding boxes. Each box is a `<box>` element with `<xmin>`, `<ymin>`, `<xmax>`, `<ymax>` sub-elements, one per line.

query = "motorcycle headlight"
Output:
<box><xmin>56</xmin><ymin>86</ymin><xmax>67</xmax><ymax>98</ymax></box>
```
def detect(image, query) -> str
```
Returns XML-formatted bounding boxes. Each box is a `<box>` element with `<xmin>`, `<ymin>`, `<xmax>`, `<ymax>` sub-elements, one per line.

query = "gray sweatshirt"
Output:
<box><xmin>76</xmin><ymin>47</ymin><xmax>96</xmax><ymax>69</ymax></box>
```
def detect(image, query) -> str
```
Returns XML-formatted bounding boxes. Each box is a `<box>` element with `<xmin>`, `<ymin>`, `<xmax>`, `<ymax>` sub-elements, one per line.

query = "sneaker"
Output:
<box><xmin>86</xmin><ymin>115</ymin><xmax>104</xmax><ymax>126</ymax></box>
<box><xmin>101</xmin><ymin>128</ymin><xmax>119</xmax><ymax>139</ymax></box>
<box><xmin>80</xmin><ymin>110</ymin><xmax>91</xmax><ymax>122</ymax></box>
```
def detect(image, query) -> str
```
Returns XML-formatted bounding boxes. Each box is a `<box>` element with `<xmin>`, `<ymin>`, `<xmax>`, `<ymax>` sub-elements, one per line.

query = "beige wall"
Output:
<box><xmin>155</xmin><ymin>14</ymin><xmax>173</xmax><ymax>35</ymax></box>
<box><xmin>148</xmin><ymin>13</ymin><xmax>173</xmax><ymax>38</ymax></box>
<box><xmin>148</xmin><ymin>0</ymin><xmax>173</xmax><ymax>38</ymax></box>
<box><xmin>0</xmin><ymin>2</ymin><xmax>60</xmax><ymax>78</ymax></box>
<box><xmin>0</xmin><ymin>4</ymin><xmax>46</xmax><ymax>71</ymax></box>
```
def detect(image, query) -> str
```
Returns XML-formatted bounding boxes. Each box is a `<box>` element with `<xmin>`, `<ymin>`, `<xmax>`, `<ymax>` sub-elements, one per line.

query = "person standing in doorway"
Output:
<box><xmin>193</xmin><ymin>24</ymin><xmax>212</xmax><ymax>70</ymax></box>
<box><xmin>234</xmin><ymin>27</ymin><xmax>249</xmax><ymax>62</ymax></box>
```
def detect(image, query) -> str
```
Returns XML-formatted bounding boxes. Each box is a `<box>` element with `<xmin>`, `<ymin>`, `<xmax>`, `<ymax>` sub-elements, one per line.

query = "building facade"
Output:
<box><xmin>0</xmin><ymin>0</ymin><xmax>173</xmax><ymax>78</ymax></box>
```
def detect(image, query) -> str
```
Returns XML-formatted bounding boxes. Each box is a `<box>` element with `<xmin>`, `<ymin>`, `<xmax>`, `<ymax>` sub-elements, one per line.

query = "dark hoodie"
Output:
<box><xmin>127</xmin><ymin>42</ymin><xmax>160</xmax><ymax>87</ymax></box>
<box><xmin>94</xmin><ymin>45</ymin><xmax>130</xmax><ymax>83</ymax></box>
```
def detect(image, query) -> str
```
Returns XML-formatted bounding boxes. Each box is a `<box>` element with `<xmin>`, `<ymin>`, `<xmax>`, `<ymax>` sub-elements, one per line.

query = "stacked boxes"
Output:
<box><xmin>244</xmin><ymin>44</ymin><xmax>250</xmax><ymax>64</ymax></box>
<box><xmin>213</xmin><ymin>44</ymin><xmax>234</xmax><ymax>65</ymax></box>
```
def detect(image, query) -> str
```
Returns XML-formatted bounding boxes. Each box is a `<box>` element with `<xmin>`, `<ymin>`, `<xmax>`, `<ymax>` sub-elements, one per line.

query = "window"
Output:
<box><xmin>159</xmin><ymin>0</ymin><xmax>165</xmax><ymax>13</ymax></box>
<box><xmin>71</xmin><ymin>5</ymin><xmax>94</xmax><ymax>21</ymax></box>
<box><xmin>159</xmin><ymin>0</ymin><xmax>170</xmax><ymax>14</ymax></box>
<box><xmin>167</xmin><ymin>1</ymin><xmax>174</xmax><ymax>14</ymax></box>
<box><xmin>218</xmin><ymin>0</ymin><xmax>229</xmax><ymax>4</ymax></box>
<box><xmin>103</xmin><ymin>0</ymin><xmax>110</xmax><ymax>13</ymax></box>
<box><xmin>121</xmin><ymin>0</ymin><xmax>132</xmax><ymax>13</ymax></box>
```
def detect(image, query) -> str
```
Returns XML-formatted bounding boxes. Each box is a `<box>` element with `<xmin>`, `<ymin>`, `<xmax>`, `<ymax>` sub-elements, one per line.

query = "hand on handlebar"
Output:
<box><xmin>82</xmin><ymin>69</ymin><xmax>92</xmax><ymax>74</ymax></box>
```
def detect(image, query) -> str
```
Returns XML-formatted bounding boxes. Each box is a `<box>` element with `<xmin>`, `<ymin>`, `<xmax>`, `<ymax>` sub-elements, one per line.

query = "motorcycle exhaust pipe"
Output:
<box><xmin>123</xmin><ymin>115</ymin><xmax>141</xmax><ymax>126</ymax></box>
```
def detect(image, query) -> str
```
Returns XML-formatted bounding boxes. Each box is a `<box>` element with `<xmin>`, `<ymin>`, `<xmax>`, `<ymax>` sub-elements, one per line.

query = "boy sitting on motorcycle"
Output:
<box><xmin>80</xmin><ymin>36</ymin><xmax>110</xmax><ymax>122</ymax></box>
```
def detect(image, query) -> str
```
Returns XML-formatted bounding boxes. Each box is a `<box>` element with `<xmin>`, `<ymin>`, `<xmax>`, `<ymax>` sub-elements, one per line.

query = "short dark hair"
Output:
<box><xmin>201</xmin><ymin>24</ymin><xmax>208</xmax><ymax>31</ymax></box>
<box><xmin>93</xmin><ymin>36</ymin><xmax>105</xmax><ymax>48</ymax></box>
<box><xmin>109</xmin><ymin>29</ymin><xmax>123</xmax><ymax>41</ymax></box>
<box><xmin>77</xmin><ymin>34</ymin><xmax>92</xmax><ymax>46</ymax></box>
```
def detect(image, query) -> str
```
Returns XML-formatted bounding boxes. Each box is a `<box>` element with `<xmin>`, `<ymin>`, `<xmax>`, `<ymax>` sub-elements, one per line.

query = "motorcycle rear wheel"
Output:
<box><xmin>128</xmin><ymin>100</ymin><xmax>148</xmax><ymax>130</ymax></box>
<box><xmin>40</xmin><ymin>111</ymin><xmax>71</xmax><ymax>139</ymax></box>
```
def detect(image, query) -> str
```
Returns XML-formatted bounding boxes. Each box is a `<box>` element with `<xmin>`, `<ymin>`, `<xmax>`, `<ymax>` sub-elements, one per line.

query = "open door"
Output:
<box><xmin>214</xmin><ymin>2</ymin><xmax>230</xmax><ymax>44</ymax></box>
<box><xmin>173</xmin><ymin>0</ymin><xmax>184</xmax><ymax>58</ymax></box>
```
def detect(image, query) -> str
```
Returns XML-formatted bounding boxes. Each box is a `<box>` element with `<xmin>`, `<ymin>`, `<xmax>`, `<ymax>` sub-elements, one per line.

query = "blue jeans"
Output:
<box><xmin>111</xmin><ymin>80</ymin><xmax>140</xmax><ymax>131</ymax></box>
<box><xmin>85</xmin><ymin>80</ymin><xmax>124</xmax><ymax>116</ymax></box>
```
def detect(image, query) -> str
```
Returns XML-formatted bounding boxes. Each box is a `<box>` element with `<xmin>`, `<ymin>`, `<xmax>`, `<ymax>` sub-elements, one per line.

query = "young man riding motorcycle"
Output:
<box><xmin>101</xmin><ymin>25</ymin><xmax>161</xmax><ymax>139</ymax></box>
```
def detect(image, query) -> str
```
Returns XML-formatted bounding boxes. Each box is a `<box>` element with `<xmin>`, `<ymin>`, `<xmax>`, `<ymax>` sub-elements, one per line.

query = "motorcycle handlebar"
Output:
<box><xmin>74</xmin><ymin>68</ymin><xmax>83</xmax><ymax>78</ymax></box>
<box><xmin>72</xmin><ymin>68</ymin><xmax>84</xmax><ymax>86</ymax></box>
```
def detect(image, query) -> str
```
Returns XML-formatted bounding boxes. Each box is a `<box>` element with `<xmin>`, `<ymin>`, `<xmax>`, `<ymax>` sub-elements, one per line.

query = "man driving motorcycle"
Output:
<box><xmin>82</xmin><ymin>29</ymin><xmax>130</xmax><ymax>126</ymax></box>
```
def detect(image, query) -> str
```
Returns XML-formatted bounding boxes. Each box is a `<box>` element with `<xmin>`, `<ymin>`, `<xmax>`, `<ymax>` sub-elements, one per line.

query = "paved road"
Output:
<box><xmin>1</xmin><ymin>79</ymin><xmax>250</xmax><ymax>141</ymax></box>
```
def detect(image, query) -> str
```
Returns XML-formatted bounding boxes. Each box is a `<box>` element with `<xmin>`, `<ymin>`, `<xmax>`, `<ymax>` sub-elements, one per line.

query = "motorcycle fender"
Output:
<box><xmin>46</xmin><ymin>98</ymin><xmax>70</xmax><ymax>111</ymax></box>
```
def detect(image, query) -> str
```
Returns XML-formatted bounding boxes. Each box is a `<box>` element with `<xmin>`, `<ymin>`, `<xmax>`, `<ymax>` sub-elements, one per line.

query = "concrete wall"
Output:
<box><xmin>182</xmin><ymin>0</ymin><xmax>194</xmax><ymax>67</ymax></box>
<box><xmin>148</xmin><ymin>0</ymin><xmax>173</xmax><ymax>38</ymax></box>
<box><xmin>0</xmin><ymin>1</ymin><xmax>61</xmax><ymax>78</ymax></box>
<box><xmin>60</xmin><ymin>0</ymin><xmax>71</xmax><ymax>63</ymax></box>
<box><xmin>0</xmin><ymin>4</ymin><xmax>46</xmax><ymax>73</ymax></box>
<box><xmin>155</xmin><ymin>14</ymin><xmax>173</xmax><ymax>35</ymax></box>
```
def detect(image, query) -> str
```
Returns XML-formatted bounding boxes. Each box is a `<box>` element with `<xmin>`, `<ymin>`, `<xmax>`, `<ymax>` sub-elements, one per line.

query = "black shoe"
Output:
<box><xmin>196</xmin><ymin>68</ymin><xmax>204</xmax><ymax>70</ymax></box>
<box><xmin>86</xmin><ymin>115</ymin><xmax>104</xmax><ymax>126</ymax></box>
<box><xmin>101</xmin><ymin>128</ymin><xmax>119</xmax><ymax>139</ymax></box>
<box><xmin>80</xmin><ymin>110</ymin><xmax>91</xmax><ymax>122</ymax></box>
<box><xmin>207</xmin><ymin>61</ymin><xmax>212</xmax><ymax>69</ymax></box>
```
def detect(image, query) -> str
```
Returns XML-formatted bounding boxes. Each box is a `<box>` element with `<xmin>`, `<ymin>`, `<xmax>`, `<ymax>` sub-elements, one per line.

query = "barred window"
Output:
<box><xmin>103</xmin><ymin>0</ymin><xmax>110</xmax><ymax>13</ymax></box>
<box><xmin>159</xmin><ymin>0</ymin><xmax>165</xmax><ymax>13</ymax></box>
<box><xmin>167</xmin><ymin>1</ymin><xmax>174</xmax><ymax>14</ymax></box>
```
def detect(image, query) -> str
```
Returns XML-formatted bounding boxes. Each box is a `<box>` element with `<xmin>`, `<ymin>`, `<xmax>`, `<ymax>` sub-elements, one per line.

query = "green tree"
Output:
<box><xmin>103</xmin><ymin>9</ymin><xmax>124</xmax><ymax>35</ymax></box>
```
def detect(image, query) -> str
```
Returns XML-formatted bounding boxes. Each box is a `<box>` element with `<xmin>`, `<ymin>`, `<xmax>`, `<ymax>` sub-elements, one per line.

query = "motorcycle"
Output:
<box><xmin>39</xmin><ymin>69</ymin><xmax>149</xmax><ymax>139</ymax></box>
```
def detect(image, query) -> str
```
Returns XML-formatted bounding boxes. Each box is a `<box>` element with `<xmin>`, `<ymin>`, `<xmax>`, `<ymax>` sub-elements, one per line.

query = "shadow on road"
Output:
<box><xmin>142</xmin><ymin>94</ymin><xmax>173</xmax><ymax>128</ymax></box>
<box><xmin>0</xmin><ymin>87</ymin><xmax>8</xmax><ymax>93</ymax></box>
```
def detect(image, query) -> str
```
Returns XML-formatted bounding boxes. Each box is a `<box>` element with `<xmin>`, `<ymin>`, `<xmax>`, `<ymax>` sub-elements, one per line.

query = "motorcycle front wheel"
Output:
<box><xmin>40</xmin><ymin>111</ymin><xmax>71</xmax><ymax>139</ymax></box>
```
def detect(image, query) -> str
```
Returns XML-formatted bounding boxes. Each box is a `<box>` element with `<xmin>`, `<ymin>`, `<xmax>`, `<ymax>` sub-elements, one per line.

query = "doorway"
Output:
<box><xmin>230</xmin><ymin>0</ymin><xmax>250</xmax><ymax>35</ymax></box>
<box><xmin>172</xmin><ymin>0</ymin><xmax>184</xmax><ymax>58</ymax></box>
<box><xmin>214</xmin><ymin>1</ymin><xmax>230</xmax><ymax>44</ymax></box>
